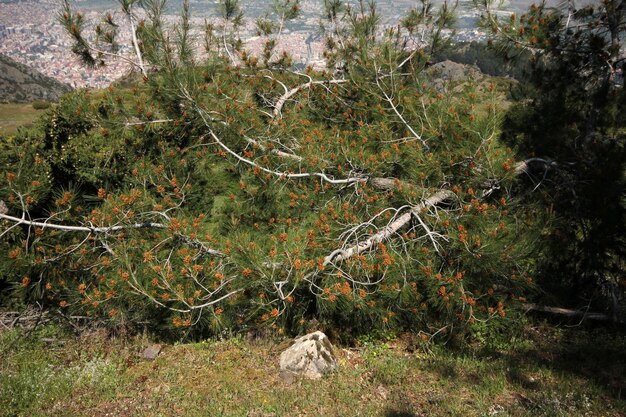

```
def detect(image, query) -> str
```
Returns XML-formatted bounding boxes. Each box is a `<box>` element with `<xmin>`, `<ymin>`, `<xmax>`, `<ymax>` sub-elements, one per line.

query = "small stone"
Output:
<box><xmin>279</xmin><ymin>370</ymin><xmax>296</xmax><ymax>385</ymax></box>
<box><xmin>142</xmin><ymin>344</ymin><xmax>162</xmax><ymax>360</ymax></box>
<box><xmin>376</xmin><ymin>384</ymin><xmax>389</xmax><ymax>400</ymax></box>
<box><xmin>279</xmin><ymin>331</ymin><xmax>337</xmax><ymax>380</ymax></box>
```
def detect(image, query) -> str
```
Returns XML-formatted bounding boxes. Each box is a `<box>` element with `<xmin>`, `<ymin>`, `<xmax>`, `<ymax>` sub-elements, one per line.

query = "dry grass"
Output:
<box><xmin>1</xmin><ymin>321</ymin><xmax>624</xmax><ymax>417</ymax></box>
<box><xmin>0</xmin><ymin>103</ymin><xmax>46</xmax><ymax>135</ymax></box>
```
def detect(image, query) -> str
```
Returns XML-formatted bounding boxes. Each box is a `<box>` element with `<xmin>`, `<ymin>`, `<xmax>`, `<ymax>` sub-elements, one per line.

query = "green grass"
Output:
<box><xmin>0</xmin><ymin>322</ymin><xmax>624</xmax><ymax>417</ymax></box>
<box><xmin>0</xmin><ymin>103</ymin><xmax>47</xmax><ymax>135</ymax></box>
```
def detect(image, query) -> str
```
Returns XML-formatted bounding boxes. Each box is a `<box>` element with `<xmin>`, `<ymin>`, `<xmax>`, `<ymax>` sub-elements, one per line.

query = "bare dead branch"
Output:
<box><xmin>324</xmin><ymin>156</ymin><xmax>553</xmax><ymax>266</ymax></box>
<box><xmin>0</xmin><ymin>212</ymin><xmax>166</xmax><ymax>233</ymax></box>
<box><xmin>524</xmin><ymin>303</ymin><xmax>624</xmax><ymax>324</ymax></box>
<box><xmin>243</xmin><ymin>135</ymin><xmax>304</xmax><ymax>162</ymax></box>
<box><xmin>187</xmin><ymin>100</ymin><xmax>369</xmax><ymax>186</ymax></box>
<box><xmin>515</xmin><ymin>158</ymin><xmax>558</xmax><ymax>175</ymax></box>
<box><xmin>124</xmin><ymin>3</ymin><xmax>147</xmax><ymax>77</ymax></box>
<box><xmin>273</xmin><ymin>78</ymin><xmax>348</xmax><ymax>119</ymax></box>
<box><xmin>324</xmin><ymin>189</ymin><xmax>456</xmax><ymax>265</ymax></box>
<box><xmin>0</xmin><ymin>206</ymin><xmax>224</xmax><ymax>258</ymax></box>
<box><xmin>368</xmin><ymin>177</ymin><xmax>397</xmax><ymax>191</ymax></box>
<box><xmin>375</xmin><ymin>70</ymin><xmax>429</xmax><ymax>150</ymax></box>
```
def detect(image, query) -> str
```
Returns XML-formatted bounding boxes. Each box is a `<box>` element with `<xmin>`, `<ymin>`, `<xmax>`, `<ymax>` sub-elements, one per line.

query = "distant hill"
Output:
<box><xmin>0</xmin><ymin>54</ymin><xmax>72</xmax><ymax>103</ymax></box>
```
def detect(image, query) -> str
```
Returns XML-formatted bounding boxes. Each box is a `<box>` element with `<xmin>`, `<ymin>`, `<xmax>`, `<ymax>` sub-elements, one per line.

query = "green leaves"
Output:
<box><xmin>219</xmin><ymin>0</ymin><xmax>243</xmax><ymax>24</ymax></box>
<box><xmin>272</xmin><ymin>0</ymin><xmax>301</xmax><ymax>21</ymax></box>
<box><xmin>323</xmin><ymin>0</ymin><xmax>344</xmax><ymax>21</ymax></box>
<box><xmin>59</xmin><ymin>0</ymin><xmax>97</xmax><ymax>67</ymax></box>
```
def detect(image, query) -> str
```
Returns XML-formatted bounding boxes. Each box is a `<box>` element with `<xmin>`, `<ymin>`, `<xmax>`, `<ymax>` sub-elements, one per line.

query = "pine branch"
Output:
<box><xmin>273</xmin><ymin>77</ymin><xmax>348</xmax><ymax>119</ymax></box>
<box><xmin>325</xmin><ymin>157</ymin><xmax>556</xmax><ymax>265</ymax></box>
<box><xmin>0</xmin><ymin>208</ymin><xmax>224</xmax><ymax>258</ymax></box>
<box><xmin>0</xmin><ymin>212</ymin><xmax>164</xmax><ymax>233</ymax></box>
<box><xmin>324</xmin><ymin>189</ymin><xmax>456</xmax><ymax>266</ymax></box>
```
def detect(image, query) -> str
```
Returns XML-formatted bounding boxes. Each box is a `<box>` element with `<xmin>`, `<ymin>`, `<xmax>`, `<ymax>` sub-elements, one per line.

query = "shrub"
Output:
<box><xmin>32</xmin><ymin>101</ymin><xmax>51</xmax><ymax>110</ymax></box>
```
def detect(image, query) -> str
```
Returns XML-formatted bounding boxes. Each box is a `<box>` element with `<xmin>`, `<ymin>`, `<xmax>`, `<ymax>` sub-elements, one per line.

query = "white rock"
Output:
<box><xmin>279</xmin><ymin>331</ymin><xmax>338</xmax><ymax>380</ymax></box>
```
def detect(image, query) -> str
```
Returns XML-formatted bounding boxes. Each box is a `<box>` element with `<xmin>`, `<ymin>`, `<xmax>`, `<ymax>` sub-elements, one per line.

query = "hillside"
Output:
<box><xmin>0</xmin><ymin>54</ymin><xmax>72</xmax><ymax>103</ymax></box>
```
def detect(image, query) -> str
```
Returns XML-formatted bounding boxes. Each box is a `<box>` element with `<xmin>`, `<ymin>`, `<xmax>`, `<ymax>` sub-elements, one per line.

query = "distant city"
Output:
<box><xmin>0</xmin><ymin>0</ymin><xmax>545</xmax><ymax>89</ymax></box>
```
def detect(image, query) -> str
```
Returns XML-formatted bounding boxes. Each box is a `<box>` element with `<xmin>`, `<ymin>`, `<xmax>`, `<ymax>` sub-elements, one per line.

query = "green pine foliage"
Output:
<box><xmin>0</xmin><ymin>0</ymin><xmax>553</xmax><ymax>339</ymax></box>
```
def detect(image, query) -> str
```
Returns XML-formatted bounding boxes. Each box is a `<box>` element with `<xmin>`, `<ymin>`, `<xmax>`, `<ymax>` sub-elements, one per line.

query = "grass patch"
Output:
<box><xmin>0</xmin><ymin>322</ymin><xmax>624</xmax><ymax>416</ymax></box>
<box><xmin>0</xmin><ymin>103</ymin><xmax>47</xmax><ymax>135</ymax></box>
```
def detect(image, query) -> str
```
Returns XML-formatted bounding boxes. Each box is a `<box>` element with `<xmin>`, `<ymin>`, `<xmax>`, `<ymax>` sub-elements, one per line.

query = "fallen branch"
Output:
<box><xmin>273</xmin><ymin>78</ymin><xmax>348</xmax><ymax>119</ymax></box>
<box><xmin>324</xmin><ymin>189</ymin><xmax>456</xmax><ymax>265</ymax></box>
<box><xmin>0</xmin><ymin>207</ymin><xmax>224</xmax><ymax>257</ymax></box>
<box><xmin>0</xmin><ymin>212</ymin><xmax>165</xmax><ymax>233</ymax></box>
<box><xmin>324</xmin><ymin>156</ymin><xmax>555</xmax><ymax>265</ymax></box>
<box><xmin>524</xmin><ymin>303</ymin><xmax>624</xmax><ymax>324</ymax></box>
<box><xmin>515</xmin><ymin>158</ymin><xmax>557</xmax><ymax>175</ymax></box>
<box><xmin>0</xmin><ymin>308</ymin><xmax>50</xmax><ymax>330</ymax></box>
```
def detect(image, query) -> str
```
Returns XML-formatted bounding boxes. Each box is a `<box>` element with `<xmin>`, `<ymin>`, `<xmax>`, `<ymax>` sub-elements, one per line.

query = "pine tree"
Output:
<box><xmin>0</xmin><ymin>0</ymin><xmax>553</xmax><ymax>338</ymax></box>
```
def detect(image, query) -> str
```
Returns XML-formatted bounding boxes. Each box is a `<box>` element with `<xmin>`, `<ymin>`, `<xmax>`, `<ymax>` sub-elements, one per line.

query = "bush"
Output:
<box><xmin>31</xmin><ymin>101</ymin><xmax>51</xmax><ymax>110</ymax></box>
